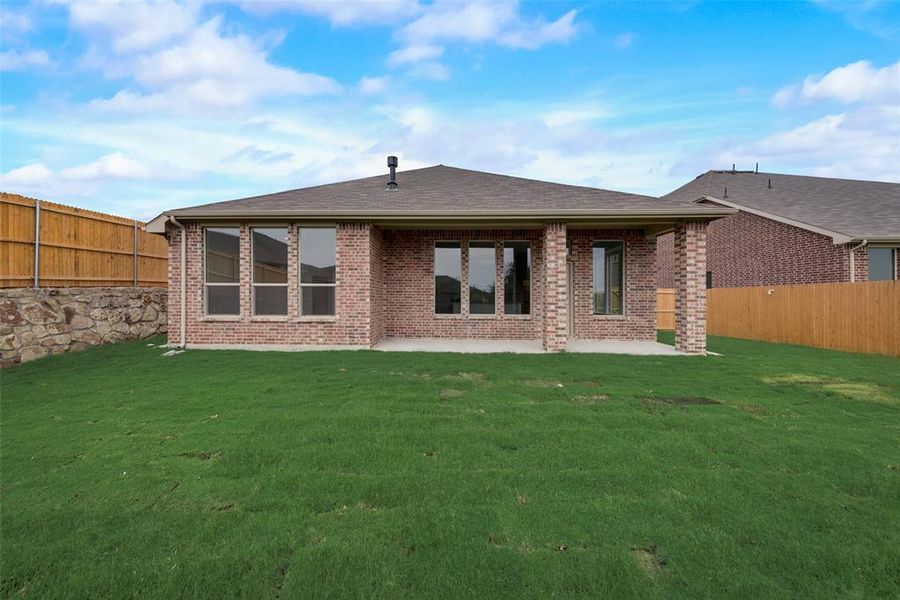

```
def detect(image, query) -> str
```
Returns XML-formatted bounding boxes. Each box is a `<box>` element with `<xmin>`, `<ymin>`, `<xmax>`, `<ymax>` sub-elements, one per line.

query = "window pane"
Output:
<box><xmin>302</xmin><ymin>286</ymin><xmax>335</xmax><ymax>315</ymax></box>
<box><xmin>252</xmin><ymin>228</ymin><xmax>288</xmax><ymax>284</ymax></box>
<box><xmin>503</xmin><ymin>242</ymin><xmax>531</xmax><ymax>314</ymax></box>
<box><xmin>206</xmin><ymin>228</ymin><xmax>240</xmax><ymax>283</ymax></box>
<box><xmin>469</xmin><ymin>242</ymin><xmax>496</xmax><ymax>314</ymax></box>
<box><xmin>300</xmin><ymin>228</ymin><xmax>336</xmax><ymax>284</ymax></box>
<box><xmin>207</xmin><ymin>285</ymin><xmax>239</xmax><ymax>315</ymax></box>
<box><xmin>254</xmin><ymin>286</ymin><xmax>287</xmax><ymax>315</ymax></box>
<box><xmin>435</xmin><ymin>242</ymin><xmax>461</xmax><ymax>314</ymax></box>
<box><xmin>869</xmin><ymin>248</ymin><xmax>896</xmax><ymax>281</ymax></box>
<box><xmin>593</xmin><ymin>242</ymin><xmax>624</xmax><ymax>315</ymax></box>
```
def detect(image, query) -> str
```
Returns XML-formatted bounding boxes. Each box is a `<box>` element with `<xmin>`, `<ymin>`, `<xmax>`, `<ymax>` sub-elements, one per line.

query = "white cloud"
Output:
<box><xmin>0</xmin><ymin>50</ymin><xmax>51</xmax><ymax>71</ymax></box>
<box><xmin>85</xmin><ymin>16</ymin><xmax>340</xmax><ymax>113</ymax></box>
<box><xmin>68</xmin><ymin>0</ymin><xmax>197</xmax><ymax>53</ymax></box>
<box><xmin>0</xmin><ymin>8</ymin><xmax>33</xmax><ymax>34</ymax></box>
<box><xmin>0</xmin><ymin>163</ymin><xmax>54</xmax><ymax>187</ymax></box>
<box><xmin>773</xmin><ymin>60</ymin><xmax>900</xmax><ymax>105</ymax></box>
<box><xmin>388</xmin><ymin>44</ymin><xmax>443</xmax><ymax>65</ymax></box>
<box><xmin>388</xmin><ymin>1</ymin><xmax>578</xmax><ymax>78</ymax></box>
<box><xmin>543</xmin><ymin>103</ymin><xmax>609</xmax><ymax>128</ymax></box>
<box><xmin>358</xmin><ymin>76</ymin><xmax>390</xmax><ymax>95</ymax></box>
<box><xmin>234</xmin><ymin>0</ymin><xmax>420</xmax><ymax>26</ymax></box>
<box><xmin>615</xmin><ymin>32</ymin><xmax>634</xmax><ymax>48</ymax></box>
<box><xmin>60</xmin><ymin>153</ymin><xmax>152</xmax><ymax>181</ymax></box>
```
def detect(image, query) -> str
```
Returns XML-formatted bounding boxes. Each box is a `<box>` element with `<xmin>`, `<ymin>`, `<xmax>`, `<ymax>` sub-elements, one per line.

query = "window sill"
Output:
<box><xmin>202</xmin><ymin>316</ymin><xmax>242</xmax><ymax>322</ymax></box>
<box><xmin>434</xmin><ymin>313</ymin><xmax>463</xmax><ymax>319</ymax></box>
<box><xmin>296</xmin><ymin>316</ymin><xmax>338</xmax><ymax>322</ymax></box>
<box><xmin>468</xmin><ymin>314</ymin><xmax>497</xmax><ymax>319</ymax></box>
<box><xmin>502</xmin><ymin>314</ymin><xmax>532</xmax><ymax>319</ymax></box>
<box><xmin>251</xmin><ymin>316</ymin><xmax>291</xmax><ymax>322</ymax></box>
<box><xmin>591</xmin><ymin>314</ymin><xmax>627</xmax><ymax>320</ymax></box>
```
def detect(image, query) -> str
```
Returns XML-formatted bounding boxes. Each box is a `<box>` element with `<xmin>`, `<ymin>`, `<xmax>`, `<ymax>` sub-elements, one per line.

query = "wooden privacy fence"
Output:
<box><xmin>706</xmin><ymin>281</ymin><xmax>900</xmax><ymax>357</ymax></box>
<box><xmin>1</xmin><ymin>193</ymin><xmax>168</xmax><ymax>288</ymax></box>
<box><xmin>656</xmin><ymin>288</ymin><xmax>675</xmax><ymax>330</ymax></box>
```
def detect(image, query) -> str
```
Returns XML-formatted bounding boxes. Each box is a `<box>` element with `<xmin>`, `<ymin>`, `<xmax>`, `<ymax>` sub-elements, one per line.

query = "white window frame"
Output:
<box><xmin>592</xmin><ymin>239</ymin><xmax>626</xmax><ymax>317</ymax></box>
<box><xmin>299</xmin><ymin>227</ymin><xmax>337</xmax><ymax>316</ymax></box>
<box><xmin>250</xmin><ymin>226</ymin><xmax>289</xmax><ymax>316</ymax></box>
<box><xmin>502</xmin><ymin>240</ymin><xmax>532</xmax><ymax>316</ymax></box>
<box><xmin>204</xmin><ymin>226</ymin><xmax>241</xmax><ymax>316</ymax></box>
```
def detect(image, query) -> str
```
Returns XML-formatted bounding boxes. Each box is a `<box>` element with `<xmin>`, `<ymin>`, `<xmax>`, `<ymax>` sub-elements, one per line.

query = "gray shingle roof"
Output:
<box><xmin>664</xmin><ymin>170</ymin><xmax>900</xmax><ymax>240</ymax></box>
<box><xmin>165</xmin><ymin>165</ymin><xmax>728</xmax><ymax>218</ymax></box>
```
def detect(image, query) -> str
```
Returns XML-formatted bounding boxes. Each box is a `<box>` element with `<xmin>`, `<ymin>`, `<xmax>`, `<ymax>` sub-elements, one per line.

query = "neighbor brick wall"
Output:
<box><xmin>569</xmin><ymin>229</ymin><xmax>656</xmax><ymax>342</ymax></box>
<box><xmin>369</xmin><ymin>225</ymin><xmax>386</xmax><ymax>344</ymax></box>
<box><xmin>674</xmin><ymin>221</ymin><xmax>707</xmax><ymax>354</ymax></box>
<box><xmin>656</xmin><ymin>205</ymin><xmax>870</xmax><ymax>288</ymax></box>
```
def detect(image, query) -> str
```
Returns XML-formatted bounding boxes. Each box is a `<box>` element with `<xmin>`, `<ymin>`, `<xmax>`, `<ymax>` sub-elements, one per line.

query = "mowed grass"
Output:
<box><xmin>2</xmin><ymin>335</ymin><xmax>899</xmax><ymax>599</ymax></box>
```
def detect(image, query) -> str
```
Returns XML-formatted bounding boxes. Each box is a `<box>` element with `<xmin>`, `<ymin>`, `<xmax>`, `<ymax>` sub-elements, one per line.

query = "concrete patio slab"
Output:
<box><xmin>373</xmin><ymin>338</ymin><xmax>545</xmax><ymax>353</ymax></box>
<box><xmin>373</xmin><ymin>338</ymin><xmax>687</xmax><ymax>355</ymax></box>
<box><xmin>566</xmin><ymin>340</ymin><xmax>686</xmax><ymax>355</ymax></box>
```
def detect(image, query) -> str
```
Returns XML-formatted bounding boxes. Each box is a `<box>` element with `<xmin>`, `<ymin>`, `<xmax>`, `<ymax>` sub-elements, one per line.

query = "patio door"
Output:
<box><xmin>567</xmin><ymin>262</ymin><xmax>575</xmax><ymax>338</ymax></box>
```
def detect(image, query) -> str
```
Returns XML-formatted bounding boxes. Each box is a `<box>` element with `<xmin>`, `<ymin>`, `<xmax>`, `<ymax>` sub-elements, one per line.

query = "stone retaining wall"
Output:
<box><xmin>0</xmin><ymin>287</ymin><xmax>167</xmax><ymax>367</ymax></box>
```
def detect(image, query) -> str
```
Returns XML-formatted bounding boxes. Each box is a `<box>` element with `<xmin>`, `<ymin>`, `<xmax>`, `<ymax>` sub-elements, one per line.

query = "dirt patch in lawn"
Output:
<box><xmin>632</xmin><ymin>544</ymin><xmax>667</xmax><ymax>575</ymax></box>
<box><xmin>439</xmin><ymin>388</ymin><xmax>465</xmax><ymax>400</ymax></box>
<box><xmin>764</xmin><ymin>375</ymin><xmax>897</xmax><ymax>404</ymax></box>
<box><xmin>180</xmin><ymin>451</ymin><xmax>220</xmax><ymax>461</ymax></box>
<box><xmin>211</xmin><ymin>502</ymin><xmax>236</xmax><ymax>512</ymax></box>
<box><xmin>739</xmin><ymin>404</ymin><xmax>769</xmax><ymax>416</ymax></box>
<box><xmin>643</xmin><ymin>396</ymin><xmax>722</xmax><ymax>406</ymax></box>
<box><xmin>572</xmin><ymin>394</ymin><xmax>609</xmax><ymax>405</ymax></box>
<box><xmin>441</xmin><ymin>372</ymin><xmax>485</xmax><ymax>382</ymax></box>
<box><xmin>525</xmin><ymin>380</ymin><xmax>564</xmax><ymax>388</ymax></box>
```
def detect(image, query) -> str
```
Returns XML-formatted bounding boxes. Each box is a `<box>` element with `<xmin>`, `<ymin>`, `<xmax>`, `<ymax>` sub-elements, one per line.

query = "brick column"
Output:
<box><xmin>166</xmin><ymin>227</ymin><xmax>183</xmax><ymax>346</ymax></box>
<box><xmin>542</xmin><ymin>222</ymin><xmax>568</xmax><ymax>351</ymax></box>
<box><xmin>674</xmin><ymin>221</ymin><xmax>707</xmax><ymax>354</ymax></box>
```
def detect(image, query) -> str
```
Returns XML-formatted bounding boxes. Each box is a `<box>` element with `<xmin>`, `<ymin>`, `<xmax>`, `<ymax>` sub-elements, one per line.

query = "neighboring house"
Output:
<box><xmin>656</xmin><ymin>171</ymin><xmax>900</xmax><ymax>289</ymax></box>
<box><xmin>148</xmin><ymin>161</ymin><xmax>733</xmax><ymax>354</ymax></box>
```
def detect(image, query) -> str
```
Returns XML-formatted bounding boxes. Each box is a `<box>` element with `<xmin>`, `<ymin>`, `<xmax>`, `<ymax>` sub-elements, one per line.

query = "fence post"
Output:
<box><xmin>33</xmin><ymin>200</ymin><xmax>41</xmax><ymax>288</ymax></box>
<box><xmin>133</xmin><ymin>220</ymin><xmax>138</xmax><ymax>287</ymax></box>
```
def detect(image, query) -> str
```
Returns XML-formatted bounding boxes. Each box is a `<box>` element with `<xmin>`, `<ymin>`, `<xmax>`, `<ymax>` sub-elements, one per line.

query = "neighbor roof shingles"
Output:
<box><xmin>664</xmin><ymin>170</ymin><xmax>900</xmax><ymax>239</ymax></box>
<box><xmin>167</xmin><ymin>165</ymin><xmax>726</xmax><ymax>217</ymax></box>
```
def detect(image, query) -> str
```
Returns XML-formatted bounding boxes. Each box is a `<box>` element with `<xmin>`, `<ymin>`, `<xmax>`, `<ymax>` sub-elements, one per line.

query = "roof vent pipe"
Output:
<box><xmin>724</xmin><ymin>186</ymin><xmax>728</xmax><ymax>198</ymax></box>
<box><xmin>732</xmin><ymin>163</ymin><xmax>735</xmax><ymax>173</ymax></box>
<box><xmin>386</xmin><ymin>156</ymin><xmax>399</xmax><ymax>190</ymax></box>
<box><xmin>768</xmin><ymin>178</ymin><xmax>772</xmax><ymax>189</ymax></box>
<box><xmin>755</xmin><ymin>162</ymin><xmax>759</xmax><ymax>173</ymax></box>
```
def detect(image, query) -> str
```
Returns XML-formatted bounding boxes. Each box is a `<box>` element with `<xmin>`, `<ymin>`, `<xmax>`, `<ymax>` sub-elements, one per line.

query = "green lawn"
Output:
<box><xmin>2</xmin><ymin>335</ymin><xmax>899</xmax><ymax>599</ymax></box>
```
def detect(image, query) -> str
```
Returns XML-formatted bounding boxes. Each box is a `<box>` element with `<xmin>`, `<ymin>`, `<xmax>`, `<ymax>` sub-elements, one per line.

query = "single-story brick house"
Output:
<box><xmin>148</xmin><ymin>161</ymin><xmax>733</xmax><ymax>354</ymax></box>
<box><xmin>656</xmin><ymin>170</ymin><xmax>900</xmax><ymax>288</ymax></box>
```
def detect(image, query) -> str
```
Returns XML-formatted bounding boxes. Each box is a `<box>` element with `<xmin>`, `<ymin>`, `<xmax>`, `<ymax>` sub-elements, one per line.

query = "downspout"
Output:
<box><xmin>849</xmin><ymin>239</ymin><xmax>868</xmax><ymax>283</ymax></box>
<box><xmin>168</xmin><ymin>216</ymin><xmax>187</xmax><ymax>348</ymax></box>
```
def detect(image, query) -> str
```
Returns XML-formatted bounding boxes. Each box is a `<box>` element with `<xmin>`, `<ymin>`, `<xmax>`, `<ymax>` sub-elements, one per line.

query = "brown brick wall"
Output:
<box><xmin>569</xmin><ymin>228</ymin><xmax>657</xmax><ymax>342</ymax></box>
<box><xmin>168</xmin><ymin>223</ymin><xmax>659</xmax><ymax>349</ymax></box>
<box><xmin>542</xmin><ymin>223</ymin><xmax>567</xmax><ymax>351</ymax></box>
<box><xmin>656</xmin><ymin>205</ymin><xmax>876</xmax><ymax>288</ymax></box>
<box><xmin>674</xmin><ymin>221</ymin><xmax>707</xmax><ymax>354</ymax></box>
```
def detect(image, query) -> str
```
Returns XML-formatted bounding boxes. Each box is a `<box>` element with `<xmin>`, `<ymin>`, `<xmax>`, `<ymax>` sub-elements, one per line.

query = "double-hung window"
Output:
<box><xmin>469</xmin><ymin>242</ymin><xmax>496</xmax><ymax>314</ymax></box>
<box><xmin>503</xmin><ymin>242</ymin><xmax>531</xmax><ymax>315</ymax></box>
<box><xmin>868</xmin><ymin>247</ymin><xmax>897</xmax><ymax>281</ymax></box>
<box><xmin>593</xmin><ymin>241</ymin><xmax>624</xmax><ymax>315</ymax></box>
<box><xmin>299</xmin><ymin>228</ymin><xmax>336</xmax><ymax>315</ymax></box>
<box><xmin>205</xmin><ymin>227</ymin><xmax>240</xmax><ymax>315</ymax></box>
<box><xmin>435</xmin><ymin>242</ymin><xmax>461</xmax><ymax>314</ymax></box>
<box><xmin>252</xmin><ymin>228</ymin><xmax>288</xmax><ymax>315</ymax></box>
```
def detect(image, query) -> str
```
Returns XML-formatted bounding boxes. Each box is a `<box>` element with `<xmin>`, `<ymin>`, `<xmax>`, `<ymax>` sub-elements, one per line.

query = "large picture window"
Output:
<box><xmin>868</xmin><ymin>247</ymin><xmax>897</xmax><ymax>281</ymax></box>
<box><xmin>205</xmin><ymin>227</ymin><xmax>240</xmax><ymax>315</ymax></box>
<box><xmin>252</xmin><ymin>228</ymin><xmax>288</xmax><ymax>315</ymax></box>
<box><xmin>503</xmin><ymin>242</ymin><xmax>531</xmax><ymax>315</ymax></box>
<box><xmin>593</xmin><ymin>241</ymin><xmax>624</xmax><ymax>315</ymax></box>
<box><xmin>469</xmin><ymin>242</ymin><xmax>496</xmax><ymax>314</ymax></box>
<box><xmin>299</xmin><ymin>228</ymin><xmax>336</xmax><ymax>315</ymax></box>
<box><xmin>435</xmin><ymin>242</ymin><xmax>461</xmax><ymax>314</ymax></box>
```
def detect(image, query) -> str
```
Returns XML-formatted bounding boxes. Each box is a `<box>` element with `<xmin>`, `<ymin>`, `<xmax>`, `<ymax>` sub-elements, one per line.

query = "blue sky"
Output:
<box><xmin>1</xmin><ymin>0</ymin><xmax>898</xmax><ymax>220</ymax></box>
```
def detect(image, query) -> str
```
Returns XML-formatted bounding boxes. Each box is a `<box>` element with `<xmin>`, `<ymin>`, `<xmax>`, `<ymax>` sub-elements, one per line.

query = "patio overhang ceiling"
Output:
<box><xmin>147</xmin><ymin>207</ymin><xmax>736</xmax><ymax>235</ymax></box>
